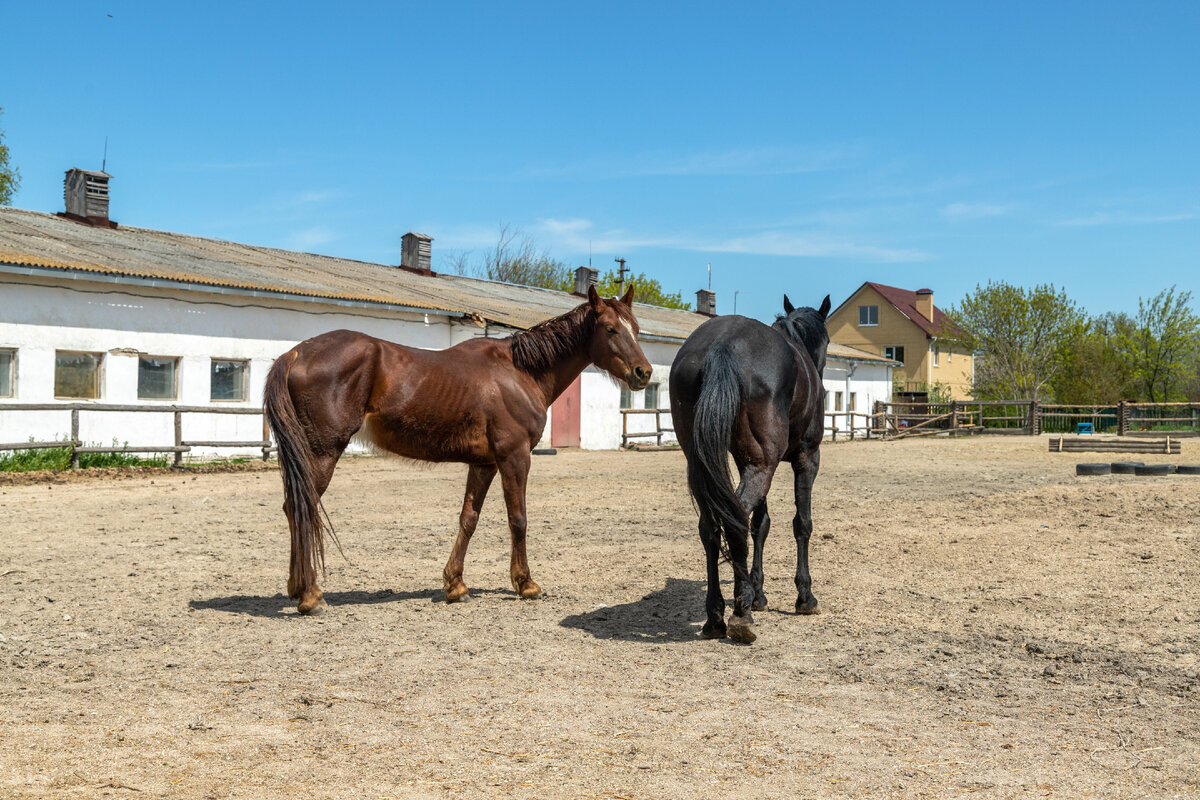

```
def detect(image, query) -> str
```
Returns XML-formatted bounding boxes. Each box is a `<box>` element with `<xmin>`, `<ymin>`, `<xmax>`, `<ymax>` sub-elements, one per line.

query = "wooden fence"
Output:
<box><xmin>0</xmin><ymin>403</ymin><xmax>273</xmax><ymax>467</ymax></box>
<box><xmin>871</xmin><ymin>400</ymin><xmax>1200</xmax><ymax>439</ymax></box>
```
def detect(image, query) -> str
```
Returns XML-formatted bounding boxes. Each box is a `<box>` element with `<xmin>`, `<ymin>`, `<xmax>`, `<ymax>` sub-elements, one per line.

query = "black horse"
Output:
<box><xmin>669</xmin><ymin>295</ymin><xmax>830</xmax><ymax>643</ymax></box>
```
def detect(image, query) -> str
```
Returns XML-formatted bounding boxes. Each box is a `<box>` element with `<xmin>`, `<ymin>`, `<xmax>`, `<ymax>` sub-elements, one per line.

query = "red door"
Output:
<box><xmin>550</xmin><ymin>376</ymin><xmax>581</xmax><ymax>448</ymax></box>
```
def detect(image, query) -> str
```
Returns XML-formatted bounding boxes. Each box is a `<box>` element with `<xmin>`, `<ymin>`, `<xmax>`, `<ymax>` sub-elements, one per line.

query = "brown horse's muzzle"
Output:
<box><xmin>628</xmin><ymin>364</ymin><xmax>652</xmax><ymax>391</ymax></box>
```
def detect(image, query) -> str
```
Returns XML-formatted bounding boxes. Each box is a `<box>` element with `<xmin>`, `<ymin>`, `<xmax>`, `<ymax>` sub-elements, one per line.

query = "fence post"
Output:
<box><xmin>174</xmin><ymin>410</ymin><xmax>183</xmax><ymax>467</ymax></box>
<box><xmin>1028</xmin><ymin>400</ymin><xmax>1041</xmax><ymax>435</ymax></box>
<box><xmin>70</xmin><ymin>407</ymin><xmax>80</xmax><ymax>469</ymax></box>
<box><xmin>262</xmin><ymin>412</ymin><xmax>271</xmax><ymax>461</ymax></box>
<box><xmin>656</xmin><ymin>409</ymin><xmax>663</xmax><ymax>447</ymax></box>
<box><xmin>950</xmin><ymin>401</ymin><xmax>960</xmax><ymax>436</ymax></box>
<box><xmin>1118</xmin><ymin>401</ymin><xmax>1128</xmax><ymax>436</ymax></box>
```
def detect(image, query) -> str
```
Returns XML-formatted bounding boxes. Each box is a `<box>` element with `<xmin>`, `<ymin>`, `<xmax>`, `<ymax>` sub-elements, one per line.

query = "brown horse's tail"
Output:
<box><xmin>263</xmin><ymin>352</ymin><xmax>328</xmax><ymax>597</ymax></box>
<box><xmin>685</xmin><ymin>343</ymin><xmax>750</xmax><ymax>581</ymax></box>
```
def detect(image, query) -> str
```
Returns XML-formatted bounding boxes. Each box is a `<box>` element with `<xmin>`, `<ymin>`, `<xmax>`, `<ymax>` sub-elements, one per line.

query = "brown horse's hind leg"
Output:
<box><xmin>443</xmin><ymin>463</ymin><xmax>497</xmax><ymax>603</ymax></box>
<box><xmin>288</xmin><ymin>453</ymin><xmax>340</xmax><ymax>615</ymax></box>
<box><xmin>498</xmin><ymin>452</ymin><xmax>542</xmax><ymax>599</ymax></box>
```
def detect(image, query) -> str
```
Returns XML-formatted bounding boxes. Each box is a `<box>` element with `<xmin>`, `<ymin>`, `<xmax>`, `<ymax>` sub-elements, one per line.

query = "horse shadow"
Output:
<box><xmin>559</xmin><ymin>577</ymin><xmax>708</xmax><ymax>644</ymax></box>
<box><xmin>188</xmin><ymin>586</ymin><xmax>510</xmax><ymax>617</ymax></box>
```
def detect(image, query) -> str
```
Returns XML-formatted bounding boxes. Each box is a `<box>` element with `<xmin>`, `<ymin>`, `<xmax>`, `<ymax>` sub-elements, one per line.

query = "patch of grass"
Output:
<box><xmin>0</xmin><ymin>439</ymin><xmax>170</xmax><ymax>472</ymax></box>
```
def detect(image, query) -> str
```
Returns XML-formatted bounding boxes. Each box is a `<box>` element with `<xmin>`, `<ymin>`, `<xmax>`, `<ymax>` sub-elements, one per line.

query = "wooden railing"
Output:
<box><xmin>620</xmin><ymin>408</ymin><xmax>674</xmax><ymax>448</ymax></box>
<box><xmin>0</xmin><ymin>403</ymin><xmax>273</xmax><ymax>467</ymax></box>
<box><xmin>871</xmin><ymin>400</ymin><xmax>1200</xmax><ymax>438</ymax></box>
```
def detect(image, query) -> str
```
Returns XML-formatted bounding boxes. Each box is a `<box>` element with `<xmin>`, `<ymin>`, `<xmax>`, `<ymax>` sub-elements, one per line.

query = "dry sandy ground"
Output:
<box><xmin>0</xmin><ymin>437</ymin><xmax>1197</xmax><ymax>799</ymax></box>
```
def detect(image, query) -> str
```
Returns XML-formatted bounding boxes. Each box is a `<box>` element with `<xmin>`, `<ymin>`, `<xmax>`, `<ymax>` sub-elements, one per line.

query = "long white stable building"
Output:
<box><xmin>0</xmin><ymin>171</ymin><xmax>894</xmax><ymax>457</ymax></box>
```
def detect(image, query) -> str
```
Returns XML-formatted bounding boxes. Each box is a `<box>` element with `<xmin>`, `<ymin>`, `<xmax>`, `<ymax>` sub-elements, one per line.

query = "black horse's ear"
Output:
<box><xmin>818</xmin><ymin>294</ymin><xmax>831</xmax><ymax>319</ymax></box>
<box><xmin>783</xmin><ymin>294</ymin><xmax>795</xmax><ymax>314</ymax></box>
<box><xmin>587</xmin><ymin>284</ymin><xmax>603</xmax><ymax>310</ymax></box>
<box><xmin>620</xmin><ymin>285</ymin><xmax>635</xmax><ymax>307</ymax></box>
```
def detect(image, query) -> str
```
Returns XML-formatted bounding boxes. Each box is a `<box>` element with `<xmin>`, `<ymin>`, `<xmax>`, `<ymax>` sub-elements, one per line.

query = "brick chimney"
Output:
<box><xmin>400</xmin><ymin>232</ymin><xmax>435</xmax><ymax>276</ymax></box>
<box><xmin>915</xmin><ymin>288</ymin><xmax>934</xmax><ymax>324</ymax></box>
<box><xmin>695</xmin><ymin>288</ymin><xmax>716</xmax><ymax>316</ymax></box>
<box><xmin>573</xmin><ymin>266</ymin><xmax>598</xmax><ymax>296</ymax></box>
<box><xmin>60</xmin><ymin>168</ymin><xmax>117</xmax><ymax>228</ymax></box>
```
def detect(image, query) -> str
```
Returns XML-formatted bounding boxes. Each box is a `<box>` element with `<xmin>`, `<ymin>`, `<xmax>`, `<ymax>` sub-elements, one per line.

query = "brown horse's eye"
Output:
<box><xmin>606</xmin><ymin>327</ymin><xmax>617</xmax><ymax>335</ymax></box>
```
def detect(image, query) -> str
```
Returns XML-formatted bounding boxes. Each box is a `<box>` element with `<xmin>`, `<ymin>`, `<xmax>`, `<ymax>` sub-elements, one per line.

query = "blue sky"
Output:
<box><xmin>3</xmin><ymin>1</ymin><xmax>1198</xmax><ymax>323</ymax></box>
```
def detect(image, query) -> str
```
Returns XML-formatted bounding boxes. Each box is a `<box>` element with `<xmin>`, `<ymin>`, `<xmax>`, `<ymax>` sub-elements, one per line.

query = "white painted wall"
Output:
<box><xmin>0</xmin><ymin>275</ymin><xmax>686</xmax><ymax>456</ymax></box>
<box><xmin>822</xmin><ymin>360</ymin><xmax>892</xmax><ymax>437</ymax></box>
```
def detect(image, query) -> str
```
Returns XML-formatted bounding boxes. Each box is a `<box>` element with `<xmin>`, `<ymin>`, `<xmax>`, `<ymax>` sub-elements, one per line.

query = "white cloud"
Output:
<box><xmin>1057</xmin><ymin>210</ymin><xmax>1200</xmax><ymax>227</ymax></box>
<box><xmin>287</xmin><ymin>226</ymin><xmax>337</xmax><ymax>251</ymax></box>
<box><xmin>524</xmin><ymin>144</ymin><xmax>863</xmax><ymax>180</ymax></box>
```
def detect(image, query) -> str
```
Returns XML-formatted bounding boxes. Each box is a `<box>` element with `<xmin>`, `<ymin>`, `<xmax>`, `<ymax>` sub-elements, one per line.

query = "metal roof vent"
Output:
<box><xmin>573</xmin><ymin>266</ymin><xmax>598</xmax><ymax>296</ymax></box>
<box><xmin>400</xmin><ymin>232</ymin><xmax>434</xmax><ymax>276</ymax></box>
<box><xmin>61</xmin><ymin>168</ymin><xmax>117</xmax><ymax>228</ymax></box>
<box><xmin>695</xmin><ymin>288</ymin><xmax>717</xmax><ymax>316</ymax></box>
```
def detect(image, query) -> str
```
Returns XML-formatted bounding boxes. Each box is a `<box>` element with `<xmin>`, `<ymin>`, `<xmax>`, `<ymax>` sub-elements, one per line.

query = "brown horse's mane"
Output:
<box><xmin>509</xmin><ymin>302</ymin><xmax>596</xmax><ymax>374</ymax></box>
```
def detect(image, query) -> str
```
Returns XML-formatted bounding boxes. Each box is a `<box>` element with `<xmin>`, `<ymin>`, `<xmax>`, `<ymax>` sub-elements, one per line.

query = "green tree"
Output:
<box><xmin>1050</xmin><ymin>312</ymin><xmax>1136</xmax><ymax>403</ymax></box>
<box><xmin>596</xmin><ymin>269</ymin><xmax>692</xmax><ymax>310</ymax></box>
<box><xmin>0</xmin><ymin>107</ymin><xmax>20</xmax><ymax>206</ymax></box>
<box><xmin>943</xmin><ymin>281</ymin><xmax>1086</xmax><ymax>401</ymax></box>
<box><xmin>1113</xmin><ymin>286</ymin><xmax>1200</xmax><ymax>402</ymax></box>
<box><xmin>479</xmin><ymin>225</ymin><xmax>572</xmax><ymax>290</ymax></box>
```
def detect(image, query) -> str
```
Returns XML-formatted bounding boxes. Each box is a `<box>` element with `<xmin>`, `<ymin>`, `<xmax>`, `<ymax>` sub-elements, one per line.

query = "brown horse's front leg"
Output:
<box><xmin>498</xmin><ymin>452</ymin><xmax>542</xmax><ymax>599</ymax></box>
<box><xmin>443</xmin><ymin>464</ymin><xmax>497</xmax><ymax>603</ymax></box>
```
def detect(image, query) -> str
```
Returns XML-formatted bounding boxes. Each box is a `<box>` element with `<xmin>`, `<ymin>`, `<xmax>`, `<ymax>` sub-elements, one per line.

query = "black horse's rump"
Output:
<box><xmin>669</xmin><ymin>295</ymin><xmax>830</xmax><ymax>643</ymax></box>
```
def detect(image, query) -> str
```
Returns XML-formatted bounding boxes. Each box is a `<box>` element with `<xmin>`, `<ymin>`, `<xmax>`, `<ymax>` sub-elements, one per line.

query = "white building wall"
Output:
<box><xmin>822</xmin><ymin>361</ymin><xmax>892</xmax><ymax>437</ymax></box>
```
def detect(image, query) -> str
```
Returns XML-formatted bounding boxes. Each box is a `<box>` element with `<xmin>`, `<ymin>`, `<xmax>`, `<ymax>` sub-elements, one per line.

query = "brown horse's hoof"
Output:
<box><xmin>445</xmin><ymin>579</ymin><xmax>471</xmax><ymax>603</ymax></box>
<box><xmin>795</xmin><ymin>597</ymin><xmax>821</xmax><ymax>615</ymax></box>
<box><xmin>515</xmin><ymin>579</ymin><xmax>544</xmax><ymax>599</ymax></box>
<box><xmin>297</xmin><ymin>596</ymin><xmax>327</xmax><ymax>616</ymax></box>
<box><xmin>727</xmin><ymin>616</ymin><xmax>757</xmax><ymax>644</ymax></box>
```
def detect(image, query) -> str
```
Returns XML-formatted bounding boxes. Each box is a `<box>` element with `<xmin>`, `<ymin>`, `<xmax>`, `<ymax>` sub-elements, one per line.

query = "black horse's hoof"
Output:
<box><xmin>752</xmin><ymin>595</ymin><xmax>769</xmax><ymax>612</ymax></box>
<box><xmin>795</xmin><ymin>597</ymin><xmax>820</xmax><ymax>615</ymax></box>
<box><xmin>701</xmin><ymin>620</ymin><xmax>727</xmax><ymax>639</ymax></box>
<box><xmin>727</xmin><ymin>615</ymin><xmax>757</xmax><ymax>644</ymax></box>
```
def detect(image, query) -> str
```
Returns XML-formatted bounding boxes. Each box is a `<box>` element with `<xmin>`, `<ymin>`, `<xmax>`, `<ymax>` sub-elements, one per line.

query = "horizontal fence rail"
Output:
<box><xmin>0</xmin><ymin>402</ymin><xmax>274</xmax><ymax>467</ymax></box>
<box><xmin>620</xmin><ymin>408</ymin><xmax>674</xmax><ymax>448</ymax></box>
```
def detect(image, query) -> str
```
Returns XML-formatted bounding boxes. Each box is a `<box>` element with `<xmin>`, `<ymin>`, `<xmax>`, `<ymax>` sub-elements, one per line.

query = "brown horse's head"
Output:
<box><xmin>588</xmin><ymin>285</ymin><xmax>653</xmax><ymax>390</ymax></box>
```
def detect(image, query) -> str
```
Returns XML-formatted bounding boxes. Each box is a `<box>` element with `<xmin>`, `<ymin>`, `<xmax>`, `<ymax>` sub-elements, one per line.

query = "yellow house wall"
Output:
<box><xmin>827</xmin><ymin>286</ymin><xmax>974</xmax><ymax>400</ymax></box>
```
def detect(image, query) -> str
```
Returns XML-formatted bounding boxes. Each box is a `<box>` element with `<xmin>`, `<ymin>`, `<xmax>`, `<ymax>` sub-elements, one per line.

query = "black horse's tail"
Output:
<box><xmin>685</xmin><ymin>343</ymin><xmax>749</xmax><ymax>578</ymax></box>
<box><xmin>263</xmin><ymin>352</ymin><xmax>329</xmax><ymax>598</ymax></box>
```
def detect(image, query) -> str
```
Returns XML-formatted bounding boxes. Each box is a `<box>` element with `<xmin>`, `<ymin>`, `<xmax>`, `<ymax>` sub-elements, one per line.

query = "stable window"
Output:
<box><xmin>849</xmin><ymin>392</ymin><xmax>857</xmax><ymax>412</ymax></box>
<box><xmin>884</xmin><ymin>345</ymin><xmax>905</xmax><ymax>364</ymax></box>
<box><xmin>138</xmin><ymin>356</ymin><xmax>179</xmax><ymax>400</ymax></box>
<box><xmin>55</xmin><ymin>351</ymin><xmax>103</xmax><ymax>399</ymax></box>
<box><xmin>211</xmin><ymin>359</ymin><xmax>248</xmax><ymax>402</ymax></box>
<box><xmin>0</xmin><ymin>349</ymin><xmax>14</xmax><ymax>397</ymax></box>
<box><xmin>643</xmin><ymin>383</ymin><xmax>660</xmax><ymax>409</ymax></box>
<box><xmin>619</xmin><ymin>385</ymin><xmax>632</xmax><ymax>409</ymax></box>
<box><xmin>858</xmin><ymin>305</ymin><xmax>878</xmax><ymax>326</ymax></box>
<box><xmin>834</xmin><ymin>391</ymin><xmax>844</xmax><ymax>411</ymax></box>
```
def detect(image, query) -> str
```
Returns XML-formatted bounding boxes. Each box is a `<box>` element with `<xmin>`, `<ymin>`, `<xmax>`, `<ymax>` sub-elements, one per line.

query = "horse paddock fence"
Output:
<box><xmin>0</xmin><ymin>403</ymin><xmax>274</xmax><ymax>468</ymax></box>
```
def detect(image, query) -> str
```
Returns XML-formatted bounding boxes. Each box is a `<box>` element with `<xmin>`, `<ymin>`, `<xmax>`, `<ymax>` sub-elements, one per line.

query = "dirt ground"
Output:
<box><xmin>1</xmin><ymin>436</ymin><xmax>1197</xmax><ymax>799</ymax></box>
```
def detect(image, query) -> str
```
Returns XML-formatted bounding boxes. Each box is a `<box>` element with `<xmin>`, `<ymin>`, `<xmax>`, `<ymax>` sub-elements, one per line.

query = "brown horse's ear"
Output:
<box><xmin>587</xmin><ymin>284</ymin><xmax>603</xmax><ymax>310</ymax></box>
<box><xmin>818</xmin><ymin>294</ymin><xmax>831</xmax><ymax>319</ymax></box>
<box><xmin>620</xmin><ymin>285</ymin><xmax>635</xmax><ymax>307</ymax></box>
<box><xmin>783</xmin><ymin>294</ymin><xmax>795</xmax><ymax>314</ymax></box>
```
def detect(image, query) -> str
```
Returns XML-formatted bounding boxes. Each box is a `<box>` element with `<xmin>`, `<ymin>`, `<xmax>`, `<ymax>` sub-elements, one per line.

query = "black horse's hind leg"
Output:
<box><xmin>791</xmin><ymin>448</ymin><xmax>821</xmax><ymax>614</ymax></box>
<box><xmin>727</xmin><ymin>462</ymin><xmax>778</xmax><ymax>643</ymax></box>
<box><xmin>699</xmin><ymin>514</ymin><xmax>727</xmax><ymax>639</ymax></box>
<box><xmin>750</xmin><ymin>500</ymin><xmax>770</xmax><ymax>611</ymax></box>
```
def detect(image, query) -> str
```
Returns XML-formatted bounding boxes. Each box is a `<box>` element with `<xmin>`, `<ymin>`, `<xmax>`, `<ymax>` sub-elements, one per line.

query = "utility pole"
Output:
<box><xmin>614</xmin><ymin>257</ymin><xmax>628</xmax><ymax>295</ymax></box>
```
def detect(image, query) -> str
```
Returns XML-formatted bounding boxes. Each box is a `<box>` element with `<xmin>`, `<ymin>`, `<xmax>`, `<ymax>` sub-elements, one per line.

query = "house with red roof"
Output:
<box><xmin>826</xmin><ymin>282</ymin><xmax>974</xmax><ymax>400</ymax></box>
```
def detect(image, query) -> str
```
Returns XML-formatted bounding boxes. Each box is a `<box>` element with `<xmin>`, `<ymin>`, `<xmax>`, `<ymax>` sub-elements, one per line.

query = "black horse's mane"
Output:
<box><xmin>773</xmin><ymin>307</ymin><xmax>829</xmax><ymax>367</ymax></box>
<box><xmin>509</xmin><ymin>302</ymin><xmax>597</xmax><ymax>374</ymax></box>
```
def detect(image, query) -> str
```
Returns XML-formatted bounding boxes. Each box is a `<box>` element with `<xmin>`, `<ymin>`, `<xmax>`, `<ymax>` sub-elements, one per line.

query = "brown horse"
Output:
<box><xmin>264</xmin><ymin>285</ymin><xmax>652</xmax><ymax>614</ymax></box>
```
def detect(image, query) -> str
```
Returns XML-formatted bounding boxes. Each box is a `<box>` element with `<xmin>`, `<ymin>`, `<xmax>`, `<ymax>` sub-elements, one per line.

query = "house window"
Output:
<box><xmin>834</xmin><ymin>391</ymin><xmax>844</xmax><ymax>411</ymax></box>
<box><xmin>55</xmin><ymin>351</ymin><xmax>103</xmax><ymax>399</ymax></box>
<box><xmin>884</xmin><ymin>345</ymin><xmax>905</xmax><ymax>364</ymax></box>
<box><xmin>138</xmin><ymin>356</ymin><xmax>179</xmax><ymax>400</ymax></box>
<box><xmin>620</xmin><ymin>385</ymin><xmax>632</xmax><ymax>409</ymax></box>
<box><xmin>858</xmin><ymin>305</ymin><xmax>878</xmax><ymax>326</ymax></box>
<box><xmin>933</xmin><ymin>345</ymin><xmax>940</xmax><ymax>368</ymax></box>
<box><xmin>211</xmin><ymin>359</ymin><xmax>248</xmax><ymax>402</ymax></box>
<box><xmin>643</xmin><ymin>383</ymin><xmax>660</xmax><ymax>409</ymax></box>
<box><xmin>0</xmin><ymin>349</ymin><xmax>13</xmax><ymax>397</ymax></box>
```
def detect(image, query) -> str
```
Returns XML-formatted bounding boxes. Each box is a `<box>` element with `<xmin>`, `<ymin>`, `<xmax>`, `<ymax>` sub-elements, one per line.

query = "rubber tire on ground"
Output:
<box><xmin>1175</xmin><ymin>464</ymin><xmax>1200</xmax><ymax>475</ymax></box>
<box><xmin>1076</xmin><ymin>463</ymin><xmax>1111</xmax><ymax>476</ymax></box>
<box><xmin>1133</xmin><ymin>464</ymin><xmax>1171</xmax><ymax>476</ymax></box>
<box><xmin>532</xmin><ymin>448</ymin><xmax>558</xmax><ymax>456</ymax></box>
<box><xmin>1110</xmin><ymin>461</ymin><xmax>1144</xmax><ymax>474</ymax></box>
